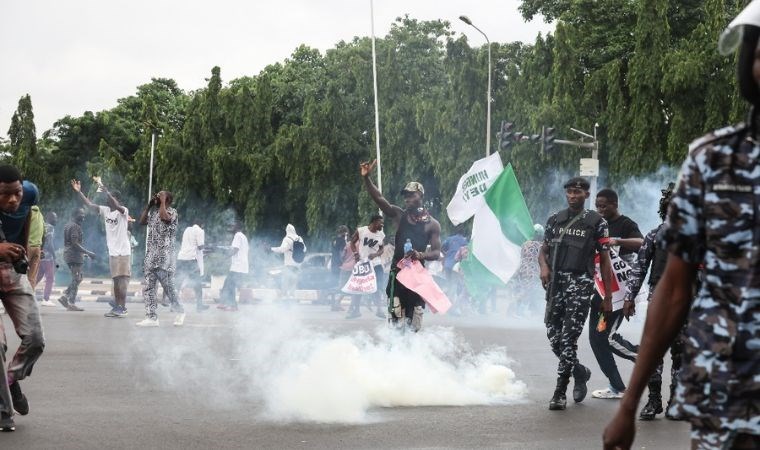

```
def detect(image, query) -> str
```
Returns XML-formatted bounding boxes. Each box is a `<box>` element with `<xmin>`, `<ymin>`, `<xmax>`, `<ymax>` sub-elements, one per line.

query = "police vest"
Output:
<box><xmin>548</xmin><ymin>209</ymin><xmax>602</xmax><ymax>277</ymax></box>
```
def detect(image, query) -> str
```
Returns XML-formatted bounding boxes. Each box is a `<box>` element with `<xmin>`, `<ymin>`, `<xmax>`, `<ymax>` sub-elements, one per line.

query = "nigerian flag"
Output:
<box><xmin>459</xmin><ymin>163</ymin><xmax>533</xmax><ymax>295</ymax></box>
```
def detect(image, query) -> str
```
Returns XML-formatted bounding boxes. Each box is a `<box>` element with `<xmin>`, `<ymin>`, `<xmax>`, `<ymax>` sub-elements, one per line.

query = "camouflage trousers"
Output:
<box><xmin>545</xmin><ymin>271</ymin><xmax>594</xmax><ymax>378</ymax></box>
<box><xmin>648</xmin><ymin>322</ymin><xmax>686</xmax><ymax>395</ymax></box>
<box><xmin>690</xmin><ymin>425</ymin><xmax>760</xmax><ymax>450</ymax></box>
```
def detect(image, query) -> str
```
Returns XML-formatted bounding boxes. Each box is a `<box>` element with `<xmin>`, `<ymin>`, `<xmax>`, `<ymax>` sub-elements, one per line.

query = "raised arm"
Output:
<box><xmin>157</xmin><ymin>192</ymin><xmax>172</xmax><ymax>223</ymax></box>
<box><xmin>101</xmin><ymin>186</ymin><xmax>127</xmax><ymax>215</ymax></box>
<box><xmin>360</xmin><ymin>161</ymin><xmax>402</xmax><ymax>220</ymax></box>
<box><xmin>71</xmin><ymin>180</ymin><xmax>100</xmax><ymax>212</ymax></box>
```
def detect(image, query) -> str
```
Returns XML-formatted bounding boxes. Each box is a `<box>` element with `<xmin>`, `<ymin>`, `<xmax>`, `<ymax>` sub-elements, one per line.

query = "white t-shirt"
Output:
<box><xmin>98</xmin><ymin>206</ymin><xmax>131</xmax><ymax>256</ymax></box>
<box><xmin>357</xmin><ymin>226</ymin><xmax>385</xmax><ymax>266</ymax></box>
<box><xmin>230</xmin><ymin>231</ymin><xmax>249</xmax><ymax>274</ymax></box>
<box><xmin>177</xmin><ymin>224</ymin><xmax>205</xmax><ymax>274</ymax></box>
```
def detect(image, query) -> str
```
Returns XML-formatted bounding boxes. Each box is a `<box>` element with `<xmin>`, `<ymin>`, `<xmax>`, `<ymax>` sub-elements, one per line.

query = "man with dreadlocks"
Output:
<box><xmin>622</xmin><ymin>183</ymin><xmax>684</xmax><ymax>421</ymax></box>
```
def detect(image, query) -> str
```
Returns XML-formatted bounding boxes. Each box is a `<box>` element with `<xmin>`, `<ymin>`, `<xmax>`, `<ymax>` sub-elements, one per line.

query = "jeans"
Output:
<box><xmin>0</xmin><ymin>263</ymin><xmax>45</xmax><ymax>415</ymax></box>
<box><xmin>35</xmin><ymin>259</ymin><xmax>56</xmax><ymax>301</ymax></box>
<box><xmin>63</xmin><ymin>263</ymin><xmax>83</xmax><ymax>303</ymax></box>
<box><xmin>220</xmin><ymin>272</ymin><xmax>245</xmax><ymax>307</ymax></box>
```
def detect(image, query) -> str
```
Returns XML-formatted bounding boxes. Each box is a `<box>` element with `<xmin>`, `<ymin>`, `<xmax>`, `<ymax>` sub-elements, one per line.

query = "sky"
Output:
<box><xmin>0</xmin><ymin>1</ymin><xmax>553</xmax><ymax>138</ymax></box>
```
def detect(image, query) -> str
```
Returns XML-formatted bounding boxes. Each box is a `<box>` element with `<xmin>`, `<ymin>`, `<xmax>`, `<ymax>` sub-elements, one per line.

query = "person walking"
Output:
<box><xmin>36</xmin><ymin>212</ymin><xmax>58</xmax><ymax>308</ymax></box>
<box><xmin>218</xmin><ymin>222</ymin><xmax>249</xmax><ymax>311</ymax></box>
<box><xmin>176</xmin><ymin>219</ymin><xmax>208</xmax><ymax>312</ymax></box>
<box><xmin>538</xmin><ymin>177</ymin><xmax>614</xmax><ymax>411</ymax></box>
<box><xmin>270</xmin><ymin>224</ymin><xmax>305</xmax><ymax>301</ymax></box>
<box><xmin>58</xmin><ymin>207</ymin><xmax>95</xmax><ymax>312</ymax></box>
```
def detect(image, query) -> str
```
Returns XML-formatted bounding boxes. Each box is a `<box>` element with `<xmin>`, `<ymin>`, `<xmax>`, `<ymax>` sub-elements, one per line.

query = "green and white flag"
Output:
<box><xmin>446</xmin><ymin>152</ymin><xmax>504</xmax><ymax>226</ymax></box>
<box><xmin>458</xmin><ymin>163</ymin><xmax>534</xmax><ymax>290</ymax></box>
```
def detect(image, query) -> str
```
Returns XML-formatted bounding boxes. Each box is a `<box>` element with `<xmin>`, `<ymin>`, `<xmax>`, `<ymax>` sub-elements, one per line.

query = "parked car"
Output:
<box><xmin>264</xmin><ymin>252</ymin><xmax>335</xmax><ymax>293</ymax></box>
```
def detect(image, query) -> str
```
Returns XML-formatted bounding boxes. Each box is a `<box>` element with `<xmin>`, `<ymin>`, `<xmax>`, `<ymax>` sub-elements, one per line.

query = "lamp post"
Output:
<box><xmin>460</xmin><ymin>15</ymin><xmax>492</xmax><ymax>157</ymax></box>
<box><xmin>370</xmin><ymin>0</ymin><xmax>383</xmax><ymax>194</ymax></box>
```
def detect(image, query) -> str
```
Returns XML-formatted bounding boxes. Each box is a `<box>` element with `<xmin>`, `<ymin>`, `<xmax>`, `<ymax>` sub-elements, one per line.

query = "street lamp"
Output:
<box><xmin>460</xmin><ymin>15</ymin><xmax>492</xmax><ymax>157</ymax></box>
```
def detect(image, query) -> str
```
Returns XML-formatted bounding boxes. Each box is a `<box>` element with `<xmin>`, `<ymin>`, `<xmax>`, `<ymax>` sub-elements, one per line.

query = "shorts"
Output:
<box><xmin>109</xmin><ymin>255</ymin><xmax>132</xmax><ymax>278</ymax></box>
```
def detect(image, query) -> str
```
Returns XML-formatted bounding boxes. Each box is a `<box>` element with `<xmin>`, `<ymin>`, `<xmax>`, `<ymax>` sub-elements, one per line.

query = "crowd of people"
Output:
<box><xmin>0</xmin><ymin>5</ymin><xmax>758</xmax><ymax>446</ymax></box>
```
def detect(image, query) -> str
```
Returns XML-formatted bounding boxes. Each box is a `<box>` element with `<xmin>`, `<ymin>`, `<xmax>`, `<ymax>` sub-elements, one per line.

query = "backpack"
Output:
<box><xmin>291</xmin><ymin>238</ymin><xmax>306</xmax><ymax>263</ymax></box>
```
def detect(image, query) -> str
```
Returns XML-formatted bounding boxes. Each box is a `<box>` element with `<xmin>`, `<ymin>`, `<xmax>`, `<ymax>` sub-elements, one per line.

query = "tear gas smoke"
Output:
<box><xmin>125</xmin><ymin>305</ymin><xmax>527</xmax><ymax>423</ymax></box>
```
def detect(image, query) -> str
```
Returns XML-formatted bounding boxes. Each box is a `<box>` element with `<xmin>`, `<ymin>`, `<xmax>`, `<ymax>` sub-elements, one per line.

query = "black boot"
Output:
<box><xmin>664</xmin><ymin>384</ymin><xmax>682</xmax><ymax>420</ymax></box>
<box><xmin>549</xmin><ymin>376</ymin><xmax>570</xmax><ymax>410</ymax></box>
<box><xmin>572</xmin><ymin>364</ymin><xmax>591</xmax><ymax>403</ymax></box>
<box><xmin>639</xmin><ymin>382</ymin><xmax>662</xmax><ymax>420</ymax></box>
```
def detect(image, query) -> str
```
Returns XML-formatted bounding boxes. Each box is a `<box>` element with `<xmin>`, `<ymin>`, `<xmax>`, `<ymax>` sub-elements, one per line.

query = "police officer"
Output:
<box><xmin>539</xmin><ymin>177</ymin><xmax>614</xmax><ymax>410</ymax></box>
<box><xmin>604</xmin><ymin>3</ymin><xmax>760</xmax><ymax>448</ymax></box>
<box><xmin>623</xmin><ymin>183</ymin><xmax>684</xmax><ymax>421</ymax></box>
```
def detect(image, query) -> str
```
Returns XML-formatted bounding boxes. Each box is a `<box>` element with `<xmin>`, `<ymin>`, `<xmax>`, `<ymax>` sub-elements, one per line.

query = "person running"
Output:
<box><xmin>218</xmin><ymin>222</ymin><xmax>249</xmax><ymax>311</ymax></box>
<box><xmin>360</xmin><ymin>160</ymin><xmax>441</xmax><ymax>332</ymax></box>
<box><xmin>589</xmin><ymin>188</ymin><xmax>643</xmax><ymax>399</ymax></box>
<box><xmin>71</xmin><ymin>179</ymin><xmax>131</xmax><ymax>318</ymax></box>
<box><xmin>176</xmin><ymin>219</ymin><xmax>208</xmax><ymax>312</ymax></box>
<box><xmin>0</xmin><ymin>167</ymin><xmax>46</xmax><ymax>432</ymax></box>
<box><xmin>136</xmin><ymin>191</ymin><xmax>184</xmax><ymax>327</ymax></box>
<box><xmin>58</xmin><ymin>207</ymin><xmax>95</xmax><ymax>312</ymax></box>
<box><xmin>539</xmin><ymin>177</ymin><xmax>614</xmax><ymax>411</ymax></box>
<box><xmin>604</xmin><ymin>5</ymin><xmax>760</xmax><ymax>448</ymax></box>
<box><xmin>345</xmin><ymin>214</ymin><xmax>385</xmax><ymax>319</ymax></box>
<box><xmin>36</xmin><ymin>211</ymin><xmax>58</xmax><ymax>307</ymax></box>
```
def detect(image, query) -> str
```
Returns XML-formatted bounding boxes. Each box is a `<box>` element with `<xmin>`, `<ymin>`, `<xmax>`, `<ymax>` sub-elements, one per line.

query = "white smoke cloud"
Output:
<box><xmin>125</xmin><ymin>305</ymin><xmax>527</xmax><ymax>423</ymax></box>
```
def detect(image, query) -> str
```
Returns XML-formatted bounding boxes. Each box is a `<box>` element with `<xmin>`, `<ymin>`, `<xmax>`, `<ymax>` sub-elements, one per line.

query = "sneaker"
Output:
<box><xmin>136</xmin><ymin>317</ymin><xmax>159</xmax><ymax>327</ymax></box>
<box><xmin>0</xmin><ymin>412</ymin><xmax>14</xmax><ymax>432</ymax></box>
<box><xmin>9</xmin><ymin>381</ymin><xmax>28</xmax><ymax>415</ymax></box>
<box><xmin>173</xmin><ymin>313</ymin><xmax>185</xmax><ymax>326</ymax></box>
<box><xmin>57</xmin><ymin>296</ymin><xmax>70</xmax><ymax>309</ymax></box>
<box><xmin>104</xmin><ymin>308</ymin><xmax>119</xmax><ymax>318</ymax></box>
<box><xmin>591</xmin><ymin>386</ymin><xmax>625</xmax><ymax>399</ymax></box>
<box><xmin>108</xmin><ymin>300</ymin><xmax>117</xmax><ymax>309</ymax></box>
<box><xmin>112</xmin><ymin>307</ymin><xmax>128</xmax><ymax>318</ymax></box>
<box><xmin>66</xmin><ymin>303</ymin><xmax>84</xmax><ymax>312</ymax></box>
<box><xmin>40</xmin><ymin>300</ymin><xmax>57</xmax><ymax>307</ymax></box>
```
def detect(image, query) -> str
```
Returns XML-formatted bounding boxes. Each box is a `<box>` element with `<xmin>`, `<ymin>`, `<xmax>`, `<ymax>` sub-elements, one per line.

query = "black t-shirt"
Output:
<box><xmin>607</xmin><ymin>215</ymin><xmax>642</xmax><ymax>256</ymax></box>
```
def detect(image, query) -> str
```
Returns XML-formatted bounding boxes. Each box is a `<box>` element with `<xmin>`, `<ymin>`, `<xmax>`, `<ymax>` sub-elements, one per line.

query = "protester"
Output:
<box><xmin>507</xmin><ymin>224</ymin><xmax>544</xmax><ymax>317</ymax></box>
<box><xmin>604</xmin><ymin>5</ymin><xmax>760</xmax><ymax>447</ymax></box>
<box><xmin>589</xmin><ymin>188</ymin><xmax>643</xmax><ymax>399</ymax></box>
<box><xmin>136</xmin><ymin>191</ymin><xmax>184</xmax><ymax>327</ymax></box>
<box><xmin>345</xmin><ymin>214</ymin><xmax>385</xmax><ymax>319</ymax></box>
<box><xmin>0</xmin><ymin>167</ymin><xmax>46</xmax><ymax>432</ymax></box>
<box><xmin>176</xmin><ymin>219</ymin><xmax>208</xmax><ymax>312</ymax></box>
<box><xmin>72</xmin><ymin>179</ymin><xmax>132</xmax><ymax>318</ymax></box>
<box><xmin>36</xmin><ymin>211</ymin><xmax>58</xmax><ymax>307</ymax></box>
<box><xmin>623</xmin><ymin>183</ymin><xmax>682</xmax><ymax>421</ymax></box>
<box><xmin>360</xmin><ymin>160</ymin><xmax>442</xmax><ymax>332</ymax></box>
<box><xmin>441</xmin><ymin>225</ymin><xmax>468</xmax><ymax>281</ymax></box>
<box><xmin>58</xmin><ymin>207</ymin><xmax>95</xmax><ymax>312</ymax></box>
<box><xmin>539</xmin><ymin>177</ymin><xmax>613</xmax><ymax>411</ymax></box>
<box><xmin>218</xmin><ymin>222</ymin><xmax>249</xmax><ymax>311</ymax></box>
<box><xmin>270</xmin><ymin>223</ymin><xmax>306</xmax><ymax>301</ymax></box>
<box><xmin>329</xmin><ymin>225</ymin><xmax>349</xmax><ymax>311</ymax></box>
<box><xmin>26</xmin><ymin>205</ymin><xmax>44</xmax><ymax>292</ymax></box>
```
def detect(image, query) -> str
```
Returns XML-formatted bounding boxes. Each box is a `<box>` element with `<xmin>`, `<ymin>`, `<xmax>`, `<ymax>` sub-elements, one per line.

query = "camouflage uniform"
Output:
<box><xmin>544</xmin><ymin>209</ymin><xmax>610</xmax><ymax>378</ymax></box>
<box><xmin>661</xmin><ymin>124</ymin><xmax>760</xmax><ymax>443</ymax></box>
<box><xmin>627</xmin><ymin>223</ymin><xmax>686</xmax><ymax>417</ymax></box>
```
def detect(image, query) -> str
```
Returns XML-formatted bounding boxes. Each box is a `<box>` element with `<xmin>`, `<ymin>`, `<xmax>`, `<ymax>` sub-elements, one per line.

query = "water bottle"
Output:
<box><xmin>403</xmin><ymin>238</ymin><xmax>413</xmax><ymax>254</ymax></box>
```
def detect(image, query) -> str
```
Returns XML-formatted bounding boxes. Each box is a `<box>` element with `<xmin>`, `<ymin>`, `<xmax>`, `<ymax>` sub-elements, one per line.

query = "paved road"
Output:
<box><xmin>1</xmin><ymin>303</ymin><xmax>690</xmax><ymax>449</ymax></box>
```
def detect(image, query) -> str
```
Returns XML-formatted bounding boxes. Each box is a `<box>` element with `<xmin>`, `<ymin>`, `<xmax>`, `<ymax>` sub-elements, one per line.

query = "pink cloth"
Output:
<box><xmin>395</xmin><ymin>259</ymin><xmax>452</xmax><ymax>314</ymax></box>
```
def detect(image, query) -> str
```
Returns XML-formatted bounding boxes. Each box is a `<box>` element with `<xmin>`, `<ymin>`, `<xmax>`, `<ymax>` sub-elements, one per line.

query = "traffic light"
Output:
<box><xmin>497</xmin><ymin>121</ymin><xmax>514</xmax><ymax>150</ymax></box>
<box><xmin>529</xmin><ymin>134</ymin><xmax>541</xmax><ymax>143</ymax></box>
<box><xmin>542</xmin><ymin>126</ymin><xmax>556</xmax><ymax>154</ymax></box>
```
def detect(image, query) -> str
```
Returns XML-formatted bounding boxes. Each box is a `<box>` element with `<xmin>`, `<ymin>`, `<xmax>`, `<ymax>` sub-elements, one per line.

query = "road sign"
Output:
<box><xmin>579</xmin><ymin>158</ymin><xmax>599</xmax><ymax>177</ymax></box>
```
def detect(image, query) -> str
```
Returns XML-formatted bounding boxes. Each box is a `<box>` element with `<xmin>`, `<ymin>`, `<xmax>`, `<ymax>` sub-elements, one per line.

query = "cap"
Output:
<box><xmin>563</xmin><ymin>177</ymin><xmax>590</xmax><ymax>191</ymax></box>
<box><xmin>400</xmin><ymin>181</ymin><xmax>425</xmax><ymax>196</ymax></box>
<box><xmin>719</xmin><ymin>1</ymin><xmax>760</xmax><ymax>55</ymax></box>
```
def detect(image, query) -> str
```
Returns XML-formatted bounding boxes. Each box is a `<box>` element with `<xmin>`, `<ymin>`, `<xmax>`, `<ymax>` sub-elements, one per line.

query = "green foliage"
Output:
<box><xmin>6</xmin><ymin>3</ymin><xmax>750</xmax><ymax>244</ymax></box>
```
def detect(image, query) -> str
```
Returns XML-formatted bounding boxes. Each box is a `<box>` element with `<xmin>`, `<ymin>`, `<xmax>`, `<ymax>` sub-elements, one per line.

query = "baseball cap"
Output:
<box><xmin>401</xmin><ymin>181</ymin><xmax>425</xmax><ymax>196</ymax></box>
